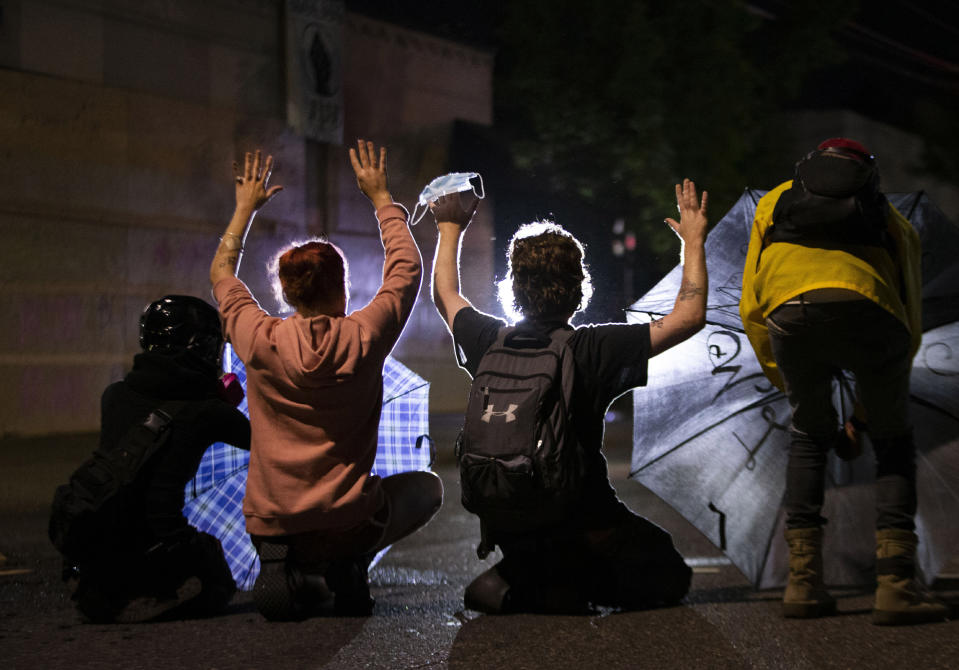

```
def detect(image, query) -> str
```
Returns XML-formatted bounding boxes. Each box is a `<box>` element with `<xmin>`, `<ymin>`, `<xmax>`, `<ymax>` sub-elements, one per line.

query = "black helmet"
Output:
<box><xmin>139</xmin><ymin>295</ymin><xmax>223</xmax><ymax>368</ymax></box>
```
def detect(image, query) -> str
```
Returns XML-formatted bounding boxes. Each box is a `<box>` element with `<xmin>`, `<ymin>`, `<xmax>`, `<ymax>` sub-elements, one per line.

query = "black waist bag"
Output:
<box><xmin>49</xmin><ymin>402</ymin><xmax>182</xmax><ymax>563</ymax></box>
<box><xmin>767</xmin><ymin>150</ymin><xmax>890</xmax><ymax>249</ymax></box>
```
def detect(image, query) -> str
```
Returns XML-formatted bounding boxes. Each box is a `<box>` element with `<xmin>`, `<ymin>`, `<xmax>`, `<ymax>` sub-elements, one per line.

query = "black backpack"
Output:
<box><xmin>456</xmin><ymin>326</ymin><xmax>584</xmax><ymax>550</ymax></box>
<box><xmin>49</xmin><ymin>402</ymin><xmax>184</xmax><ymax>563</ymax></box>
<box><xmin>766</xmin><ymin>149</ymin><xmax>890</xmax><ymax>249</ymax></box>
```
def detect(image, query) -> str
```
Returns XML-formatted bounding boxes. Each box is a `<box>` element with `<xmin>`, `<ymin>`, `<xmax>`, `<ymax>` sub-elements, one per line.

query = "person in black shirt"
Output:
<box><xmin>430</xmin><ymin>181</ymin><xmax>709</xmax><ymax>613</ymax></box>
<box><xmin>59</xmin><ymin>295</ymin><xmax>250</xmax><ymax>623</ymax></box>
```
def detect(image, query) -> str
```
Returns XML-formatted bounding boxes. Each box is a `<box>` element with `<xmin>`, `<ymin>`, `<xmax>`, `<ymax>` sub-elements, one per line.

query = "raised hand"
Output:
<box><xmin>665</xmin><ymin>178</ymin><xmax>708</xmax><ymax>245</ymax></box>
<box><xmin>430</xmin><ymin>192</ymin><xmax>480</xmax><ymax>229</ymax></box>
<box><xmin>349</xmin><ymin>139</ymin><xmax>391</xmax><ymax>209</ymax></box>
<box><xmin>233</xmin><ymin>150</ymin><xmax>283</xmax><ymax>212</ymax></box>
<box><xmin>648</xmin><ymin>179</ymin><xmax>709</xmax><ymax>355</ymax></box>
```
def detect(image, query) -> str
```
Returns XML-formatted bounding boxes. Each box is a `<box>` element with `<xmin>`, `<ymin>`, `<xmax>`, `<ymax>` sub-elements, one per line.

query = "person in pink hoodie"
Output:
<box><xmin>209</xmin><ymin>140</ymin><xmax>443</xmax><ymax>620</ymax></box>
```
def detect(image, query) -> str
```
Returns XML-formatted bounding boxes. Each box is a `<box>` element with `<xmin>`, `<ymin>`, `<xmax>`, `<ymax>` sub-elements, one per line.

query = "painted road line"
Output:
<box><xmin>685</xmin><ymin>556</ymin><xmax>733</xmax><ymax>573</ymax></box>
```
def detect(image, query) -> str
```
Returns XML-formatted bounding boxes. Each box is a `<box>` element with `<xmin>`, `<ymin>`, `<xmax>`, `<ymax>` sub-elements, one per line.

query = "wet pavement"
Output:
<box><xmin>1</xmin><ymin>419</ymin><xmax>957</xmax><ymax>669</ymax></box>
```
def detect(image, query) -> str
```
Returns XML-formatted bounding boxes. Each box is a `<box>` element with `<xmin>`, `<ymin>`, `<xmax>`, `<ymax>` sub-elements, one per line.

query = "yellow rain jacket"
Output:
<box><xmin>739</xmin><ymin>180</ymin><xmax>922</xmax><ymax>391</ymax></box>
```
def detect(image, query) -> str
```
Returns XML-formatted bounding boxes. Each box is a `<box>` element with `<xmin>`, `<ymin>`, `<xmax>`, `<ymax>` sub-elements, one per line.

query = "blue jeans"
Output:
<box><xmin>766</xmin><ymin>297</ymin><xmax>916</xmax><ymax>531</ymax></box>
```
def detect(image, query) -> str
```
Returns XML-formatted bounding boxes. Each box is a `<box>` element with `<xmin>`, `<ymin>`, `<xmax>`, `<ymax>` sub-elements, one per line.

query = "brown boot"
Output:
<box><xmin>873</xmin><ymin>529</ymin><xmax>948</xmax><ymax>625</ymax></box>
<box><xmin>783</xmin><ymin>527</ymin><xmax>836</xmax><ymax>618</ymax></box>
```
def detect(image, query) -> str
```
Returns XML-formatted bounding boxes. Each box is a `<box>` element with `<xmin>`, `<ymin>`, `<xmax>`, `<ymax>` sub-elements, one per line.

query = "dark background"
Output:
<box><xmin>348</xmin><ymin>0</ymin><xmax>959</xmax><ymax>319</ymax></box>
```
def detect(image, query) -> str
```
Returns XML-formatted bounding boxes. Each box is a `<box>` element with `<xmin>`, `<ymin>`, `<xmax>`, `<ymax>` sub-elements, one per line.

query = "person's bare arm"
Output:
<box><xmin>649</xmin><ymin>179</ymin><xmax>708</xmax><ymax>356</ymax></box>
<box><xmin>430</xmin><ymin>193</ymin><xmax>479</xmax><ymax>332</ymax></box>
<box><xmin>209</xmin><ymin>150</ymin><xmax>283</xmax><ymax>286</ymax></box>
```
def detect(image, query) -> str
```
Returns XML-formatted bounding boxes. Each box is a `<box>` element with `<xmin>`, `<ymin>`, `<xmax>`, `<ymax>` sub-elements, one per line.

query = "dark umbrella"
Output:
<box><xmin>182</xmin><ymin>346</ymin><xmax>434</xmax><ymax>590</ymax></box>
<box><xmin>627</xmin><ymin>190</ymin><xmax>959</xmax><ymax>588</ymax></box>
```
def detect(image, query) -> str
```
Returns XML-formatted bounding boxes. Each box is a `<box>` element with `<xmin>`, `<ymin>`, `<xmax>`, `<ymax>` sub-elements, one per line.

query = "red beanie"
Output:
<box><xmin>817</xmin><ymin>137</ymin><xmax>873</xmax><ymax>159</ymax></box>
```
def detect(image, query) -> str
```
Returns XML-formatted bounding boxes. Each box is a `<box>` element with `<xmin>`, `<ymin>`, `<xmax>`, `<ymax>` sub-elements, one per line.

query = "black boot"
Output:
<box><xmin>326</xmin><ymin>558</ymin><xmax>374</xmax><ymax>616</ymax></box>
<box><xmin>464</xmin><ymin>565</ymin><xmax>511</xmax><ymax>614</ymax></box>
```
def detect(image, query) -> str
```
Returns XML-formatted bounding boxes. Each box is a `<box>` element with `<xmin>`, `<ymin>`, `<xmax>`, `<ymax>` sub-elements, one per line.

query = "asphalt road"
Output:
<box><xmin>1</xmin><ymin>420</ymin><xmax>957</xmax><ymax>670</ymax></box>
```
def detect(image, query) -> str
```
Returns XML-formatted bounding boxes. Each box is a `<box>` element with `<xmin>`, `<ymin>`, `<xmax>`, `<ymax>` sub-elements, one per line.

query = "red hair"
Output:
<box><xmin>271</xmin><ymin>240</ymin><xmax>348</xmax><ymax>314</ymax></box>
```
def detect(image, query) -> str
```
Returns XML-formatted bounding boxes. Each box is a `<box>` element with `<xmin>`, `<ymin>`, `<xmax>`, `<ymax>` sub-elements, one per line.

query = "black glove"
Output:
<box><xmin>430</xmin><ymin>192</ymin><xmax>480</xmax><ymax>228</ymax></box>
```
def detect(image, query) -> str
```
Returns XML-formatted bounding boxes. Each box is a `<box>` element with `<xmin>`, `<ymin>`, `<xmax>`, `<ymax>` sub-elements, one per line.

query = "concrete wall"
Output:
<box><xmin>0</xmin><ymin>0</ymin><xmax>494</xmax><ymax>435</ymax></box>
<box><xmin>338</xmin><ymin>14</ymin><xmax>497</xmax><ymax>420</ymax></box>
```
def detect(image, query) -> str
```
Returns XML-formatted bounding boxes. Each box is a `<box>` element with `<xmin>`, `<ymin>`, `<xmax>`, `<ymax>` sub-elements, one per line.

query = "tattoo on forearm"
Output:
<box><xmin>678</xmin><ymin>280</ymin><xmax>705</xmax><ymax>301</ymax></box>
<box><xmin>217</xmin><ymin>253</ymin><xmax>239</xmax><ymax>270</ymax></box>
<box><xmin>651</xmin><ymin>318</ymin><xmax>665</xmax><ymax>329</ymax></box>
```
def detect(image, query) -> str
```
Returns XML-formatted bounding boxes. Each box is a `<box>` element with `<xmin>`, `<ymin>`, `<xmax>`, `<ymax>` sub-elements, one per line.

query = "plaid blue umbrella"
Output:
<box><xmin>183</xmin><ymin>345</ymin><xmax>433</xmax><ymax>590</ymax></box>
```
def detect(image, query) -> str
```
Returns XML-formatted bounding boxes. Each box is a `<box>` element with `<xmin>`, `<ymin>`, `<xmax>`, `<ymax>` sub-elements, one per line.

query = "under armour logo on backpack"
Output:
<box><xmin>481</xmin><ymin>403</ymin><xmax>518</xmax><ymax>423</ymax></box>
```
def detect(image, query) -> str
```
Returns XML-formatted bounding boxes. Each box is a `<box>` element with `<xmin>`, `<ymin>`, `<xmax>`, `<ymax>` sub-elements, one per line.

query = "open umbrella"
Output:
<box><xmin>627</xmin><ymin>189</ymin><xmax>959</xmax><ymax>589</ymax></box>
<box><xmin>182</xmin><ymin>345</ymin><xmax>433</xmax><ymax>590</ymax></box>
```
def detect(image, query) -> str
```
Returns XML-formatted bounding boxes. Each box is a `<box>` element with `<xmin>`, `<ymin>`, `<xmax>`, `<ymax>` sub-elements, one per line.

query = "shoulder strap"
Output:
<box><xmin>549</xmin><ymin>328</ymin><xmax>576</xmax><ymax>412</ymax></box>
<box><xmin>107</xmin><ymin>399</ymin><xmax>188</xmax><ymax>483</ymax></box>
<box><xmin>139</xmin><ymin>399</ymin><xmax>189</xmax><ymax>440</ymax></box>
<box><xmin>548</xmin><ymin>327</ymin><xmax>574</xmax><ymax>347</ymax></box>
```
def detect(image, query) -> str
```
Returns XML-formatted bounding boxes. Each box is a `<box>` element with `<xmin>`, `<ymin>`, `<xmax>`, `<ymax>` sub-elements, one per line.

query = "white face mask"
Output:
<box><xmin>411</xmin><ymin>172</ymin><xmax>485</xmax><ymax>225</ymax></box>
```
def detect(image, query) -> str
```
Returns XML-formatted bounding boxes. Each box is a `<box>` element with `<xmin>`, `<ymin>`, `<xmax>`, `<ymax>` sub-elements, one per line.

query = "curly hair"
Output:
<box><xmin>269</xmin><ymin>239</ymin><xmax>349</xmax><ymax>314</ymax></box>
<box><xmin>498</xmin><ymin>221</ymin><xmax>592</xmax><ymax>321</ymax></box>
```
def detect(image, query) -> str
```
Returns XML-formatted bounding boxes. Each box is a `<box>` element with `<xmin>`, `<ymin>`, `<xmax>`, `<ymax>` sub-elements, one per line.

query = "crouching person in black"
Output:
<box><xmin>50</xmin><ymin>295</ymin><xmax>250</xmax><ymax>623</ymax></box>
<box><xmin>430</xmin><ymin>181</ymin><xmax>708</xmax><ymax>614</ymax></box>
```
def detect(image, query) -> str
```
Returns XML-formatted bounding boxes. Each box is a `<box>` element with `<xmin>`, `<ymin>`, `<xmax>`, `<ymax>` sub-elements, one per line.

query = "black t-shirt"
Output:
<box><xmin>452</xmin><ymin>307</ymin><xmax>652</xmax><ymax>525</ymax></box>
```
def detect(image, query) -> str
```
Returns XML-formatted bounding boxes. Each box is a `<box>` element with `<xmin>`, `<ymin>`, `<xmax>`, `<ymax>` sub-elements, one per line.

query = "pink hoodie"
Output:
<box><xmin>214</xmin><ymin>204</ymin><xmax>422</xmax><ymax>536</ymax></box>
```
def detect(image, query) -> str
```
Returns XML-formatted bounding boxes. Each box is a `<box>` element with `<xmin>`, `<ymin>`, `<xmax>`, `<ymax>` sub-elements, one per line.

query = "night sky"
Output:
<box><xmin>346</xmin><ymin>0</ymin><xmax>959</xmax><ymax>128</ymax></box>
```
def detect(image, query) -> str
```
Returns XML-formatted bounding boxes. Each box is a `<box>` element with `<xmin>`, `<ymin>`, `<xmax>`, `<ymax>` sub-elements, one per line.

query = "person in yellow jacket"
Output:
<box><xmin>740</xmin><ymin>138</ymin><xmax>945</xmax><ymax>626</ymax></box>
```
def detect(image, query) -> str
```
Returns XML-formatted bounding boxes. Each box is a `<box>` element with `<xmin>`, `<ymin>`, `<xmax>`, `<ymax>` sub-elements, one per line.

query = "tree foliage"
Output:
<box><xmin>495</xmin><ymin>0</ymin><xmax>857</xmax><ymax>263</ymax></box>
